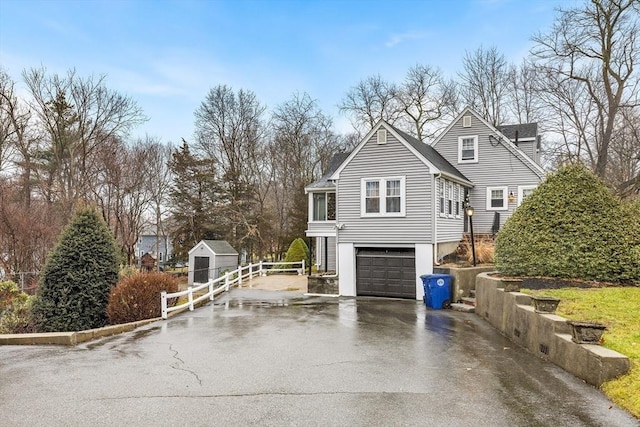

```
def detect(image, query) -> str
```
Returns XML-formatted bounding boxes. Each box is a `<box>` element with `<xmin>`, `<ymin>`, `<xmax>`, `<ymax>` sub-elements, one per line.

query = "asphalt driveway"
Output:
<box><xmin>0</xmin><ymin>289</ymin><xmax>636</xmax><ymax>426</ymax></box>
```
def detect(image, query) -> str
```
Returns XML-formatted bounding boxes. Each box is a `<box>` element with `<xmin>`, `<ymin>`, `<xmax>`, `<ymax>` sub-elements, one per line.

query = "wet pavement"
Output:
<box><xmin>0</xmin><ymin>289</ymin><xmax>637</xmax><ymax>426</ymax></box>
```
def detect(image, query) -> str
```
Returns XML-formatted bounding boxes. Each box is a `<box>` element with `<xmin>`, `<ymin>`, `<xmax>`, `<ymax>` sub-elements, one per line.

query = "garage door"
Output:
<box><xmin>356</xmin><ymin>248</ymin><xmax>416</xmax><ymax>299</ymax></box>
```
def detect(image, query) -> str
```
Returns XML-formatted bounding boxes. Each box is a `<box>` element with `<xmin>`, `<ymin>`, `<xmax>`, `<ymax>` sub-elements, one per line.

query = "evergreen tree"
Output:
<box><xmin>168</xmin><ymin>140</ymin><xmax>223</xmax><ymax>259</ymax></box>
<box><xmin>32</xmin><ymin>208</ymin><xmax>120</xmax><ymax>331</ymax></box>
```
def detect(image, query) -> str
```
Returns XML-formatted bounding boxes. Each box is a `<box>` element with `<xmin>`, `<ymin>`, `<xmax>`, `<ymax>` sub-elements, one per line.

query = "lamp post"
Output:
<box><xmin>466</xmin><ymin>204</ymin><xmax>477</xmax><ymax>266</ymax></box>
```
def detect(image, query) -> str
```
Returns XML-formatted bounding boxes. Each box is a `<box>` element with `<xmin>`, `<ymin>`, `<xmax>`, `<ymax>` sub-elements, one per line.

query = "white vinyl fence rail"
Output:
<box><xmin>161</xmin><ymin>260</ymin><xmax>305</xmax><ymax>319</ymax></box>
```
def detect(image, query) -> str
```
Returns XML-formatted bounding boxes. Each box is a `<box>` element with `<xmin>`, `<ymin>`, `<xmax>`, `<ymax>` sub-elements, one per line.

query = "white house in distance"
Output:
<box><xmin>305</xmin><ymin>106</ymin><xmax>546</xmax><ymax>300</ymax></box>
<box><xmin>188</xmin><ymin>240</ymin><xmax>239</xmax><ymax>285</ymax></box>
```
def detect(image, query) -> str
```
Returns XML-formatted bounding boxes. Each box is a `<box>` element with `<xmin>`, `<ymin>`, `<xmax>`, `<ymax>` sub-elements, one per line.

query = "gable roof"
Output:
<box><xmin>498</xmin><ymin>123</ymin><xmax>538</xmax><ymax>141</ymax></box>
<box><xmin>389</xmin><ymin>124</ymin><xmax>470</xmax><ymax>184</ymax></box>
<box><xmin>431</xmin><ymin>106</ymin><xmax>546</xmax><ymax>179</ymax></box>
<box><xmin>192</xmin><ymin>240</ymin><xmax>238</xmax><ymax>256</ymax></box>
<box><xmin>305</xmin><ymin>152</ymin><xmax>350</xmax><ymax>191</ymax></box>
<box><xmin>329</xmin><ymin>120</ymin><xmax>473</xmax><ymax>186</ymax></box>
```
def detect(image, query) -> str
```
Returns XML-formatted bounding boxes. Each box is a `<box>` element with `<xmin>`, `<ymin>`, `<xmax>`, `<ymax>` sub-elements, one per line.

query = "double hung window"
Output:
<box><xmin>362</xmin><ymin>177</ymin><xmax>405</xmax><ymax>216</ymax></box>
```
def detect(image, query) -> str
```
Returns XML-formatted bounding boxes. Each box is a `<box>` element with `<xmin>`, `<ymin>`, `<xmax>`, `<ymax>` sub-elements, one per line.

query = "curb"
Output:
<box><xmin>0</xmin><ymin>317</ymin><xmax>161</xmax><ymax>346</ymax></box>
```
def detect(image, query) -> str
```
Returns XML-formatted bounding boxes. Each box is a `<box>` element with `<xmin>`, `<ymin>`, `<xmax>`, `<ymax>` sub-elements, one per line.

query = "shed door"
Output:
<box><xmin>356</xmin><ymin>248</ymin><xmax>416</xmax><ymax>299</ymax></box>
<box><xmin>194</xmin><ymin>256</ymin><xmax>210</xmax><ymax>283</ymax></box>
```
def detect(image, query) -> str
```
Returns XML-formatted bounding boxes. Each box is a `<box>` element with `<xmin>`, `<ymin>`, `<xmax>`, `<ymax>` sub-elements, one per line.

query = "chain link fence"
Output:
<box><xmin>3</xmin><ymin>271</ymin><xmax>40</xmax><ymax>295</ymax></box>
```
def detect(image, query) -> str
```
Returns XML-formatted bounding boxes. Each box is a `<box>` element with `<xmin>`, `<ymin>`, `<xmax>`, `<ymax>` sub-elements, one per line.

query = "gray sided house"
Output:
<box><xmin>188</xmin><ymin>240</ymin><xmax>239</xmax><ymax>285</ymax></box>
<box><xmin>305</xmin><ymin>106</ymin><xmax>545</xmax><ymax>301</ymax></box>
<box><xmin>136</xmin><ymin>233</ymin><xmax>173</xmax><ymax>266</ymax></box>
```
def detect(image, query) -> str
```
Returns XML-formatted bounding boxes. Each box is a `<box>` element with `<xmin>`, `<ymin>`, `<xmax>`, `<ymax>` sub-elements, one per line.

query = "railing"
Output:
<box><xmin>161</xmin><ymin>260</ymin><xmax>305</xmax><ymax>319</ymax></box>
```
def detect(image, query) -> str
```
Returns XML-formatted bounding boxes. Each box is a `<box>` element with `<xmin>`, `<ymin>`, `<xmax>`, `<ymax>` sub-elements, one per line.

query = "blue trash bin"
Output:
<box><xmin>420</xmin><ymin>274</ymin><xmax>452</xmax><ymax>309</ymax></box>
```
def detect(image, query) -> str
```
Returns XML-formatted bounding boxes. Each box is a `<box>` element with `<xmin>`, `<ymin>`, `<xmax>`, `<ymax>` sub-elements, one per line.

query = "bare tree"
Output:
<box><xmin>458</xmin><ymin>46</ymin><xmax>510</xmax><ymax>126</ymax></box>
<box><xmin>532</xmin><ymin>0</ymin><xmax>640</xmax><ymax>179</ymax></box>
<box><xmin>339</xmin><ymin>75</ymin><xmax>401</xmax><ymax>136</ymax></box>
<box><xmin>194</xmin><ymin>85</ymin><xmax>268</xmax><ymax>253</ymax></box>
<box><xmin>397</xmin><ymin>64</ymin><xmax>456</xmax><ymax>140</ymax></box>
<box><xmin>145</xmin><ymin>138</ymin><xmax>173</xmax><ymax>269</ymax></box>
<box><xmin>270</xmin><ymin>92</ymin><xmax>341</xmax><ymax>252</ymax></box>
<box><xmin>23</xmin><ymin>67</ymin><xmax>146</xmax><ymax>217</ymax></box>
<box><xmin>506</xmin><ymin>60</ymin><xmax>546</xmax><ymax>125</ymax></box>
<box><xmin>609</xmin><ymin>107</ymin><xmax>640</xmax><ymax>198</ymax></box>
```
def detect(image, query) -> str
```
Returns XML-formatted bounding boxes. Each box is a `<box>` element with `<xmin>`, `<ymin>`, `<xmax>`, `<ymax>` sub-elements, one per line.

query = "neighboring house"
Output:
<box><xmin>305</xmin><ymin>106</ymin><xmax>545</xmax><ymax>300</ymax></box>
<box><xmin>188</xmin><ymin>240</ymin><xmax>239</xmax><ymax>285</ymax></box>
<box><xmin>136</xmin><ymin>233</ymin><xmax>173</xmax><ymax>266</ymax></box>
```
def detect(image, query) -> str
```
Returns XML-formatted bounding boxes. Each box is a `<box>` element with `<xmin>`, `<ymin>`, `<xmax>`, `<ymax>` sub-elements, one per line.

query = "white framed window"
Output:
<box><xmin>361</xmin><ymin>177</ymin><xmax>406</xmax><ymax>217</ymax></box>
<box><xmin>458</xmin><ymin>135</ymin><xmax>478</xmax><ymax>163</ymax></box>
<box><xmin>486</xmin><ymin>186</ymin><xmax>508</xmax><ymax>211</ymax></box>
<box><xmin>454</xmin><ymin>184</ymin><xmax>462</xmax><ymax>218</ymax></box>
<box><xmin>518</xmin><ymin>185</ymin><xmax>537</xmax><ymax>206</ymax></box>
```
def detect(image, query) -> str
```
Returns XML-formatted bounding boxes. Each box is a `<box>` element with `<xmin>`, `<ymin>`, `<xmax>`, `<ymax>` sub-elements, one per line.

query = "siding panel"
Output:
<box><xmin>434</xmin><ymin>115</ymin><xmax>543</xmax><ymax>234</ymax></box>
<box><xmin>337</xmin><ymin>133</ymin><xmax>433</xmax><ymax>244</ymax></box>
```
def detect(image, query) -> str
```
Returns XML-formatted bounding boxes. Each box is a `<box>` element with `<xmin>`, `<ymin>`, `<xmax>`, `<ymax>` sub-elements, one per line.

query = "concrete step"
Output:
<box><xmin>450</xmin><ymin>302</ymin><xmax>475</xmax><ymax>313</ymax></box>
<box><xmin>461</xmin><ymin>297</ymin><xmax>476</xmax><ymax>306</ymax></box>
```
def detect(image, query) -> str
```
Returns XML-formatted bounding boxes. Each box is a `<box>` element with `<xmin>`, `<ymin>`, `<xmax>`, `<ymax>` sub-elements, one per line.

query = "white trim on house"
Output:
<box><xmin>360</xmin><ymin>176</ymin><xmax>406</xmax><ymax>217</ymax></box>
<box><xmin>518</xmin><ymin>185</ymin><xmax>538</xmax><ymax>206</ymax></box>
<box><xmin>458</xmin><ymin>135</ymin><xmax>479</xmax><ymax>163</ymax></box>
<box><xmin>338</xmin><ymin>243</ymin><xmax>356</xmax><ymax>297</ymax></box>
<box><xmin>486</xmin><ymin>186</ymin><xmax>509</xmax><ymax>211</ymax></box>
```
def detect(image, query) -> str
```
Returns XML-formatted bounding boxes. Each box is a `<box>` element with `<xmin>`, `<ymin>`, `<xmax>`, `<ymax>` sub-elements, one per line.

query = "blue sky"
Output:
<box><xmin>0</xmin><ymin>0</ymin><xmax>576</xmax><ymax>145</ymax></box>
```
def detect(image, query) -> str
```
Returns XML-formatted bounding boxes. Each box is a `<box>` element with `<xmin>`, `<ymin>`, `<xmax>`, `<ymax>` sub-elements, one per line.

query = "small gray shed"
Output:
<box><xmin>188</xmin><ymin>240</ymin><xmax>239</xmax><ymax>285</ymax></box>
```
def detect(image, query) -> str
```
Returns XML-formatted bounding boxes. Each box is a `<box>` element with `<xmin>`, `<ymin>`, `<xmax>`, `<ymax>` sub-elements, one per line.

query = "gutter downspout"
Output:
<box><xmin>433</xmin><ymin>173</ymin><xmax>441</xmax><ymax>267</ymax></box>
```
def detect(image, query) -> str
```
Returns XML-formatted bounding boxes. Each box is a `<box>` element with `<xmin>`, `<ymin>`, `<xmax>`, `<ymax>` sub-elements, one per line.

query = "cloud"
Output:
<box><xmin>384</xmin><ymin>30</ymin><xmax>430</xmax><ymax>48</ymax></box>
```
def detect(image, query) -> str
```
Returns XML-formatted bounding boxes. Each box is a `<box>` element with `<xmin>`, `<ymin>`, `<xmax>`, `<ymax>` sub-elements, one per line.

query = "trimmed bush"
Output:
<box><xmin>107</xmin><ymin>272</ymin><xmax>179</xmax><ymax>324</ymax></box>
<box><xmin>31</xmin><ymin>208</ymin><xmax>120</xmax><ymax>332</ymax></box>
<box><xmin>0</xmin><ymin>280</ymin><xmax>34</xmax><ymax>334</ymax></box>
<box><xmin>283</xmin><ymin>238</ymin><xmax>310</xmax><ymax>264</ymax></box>
<box><xmin>495</xmin><ymin>164</ymin><xmax>640</xmax><ymax>283</ymax></box>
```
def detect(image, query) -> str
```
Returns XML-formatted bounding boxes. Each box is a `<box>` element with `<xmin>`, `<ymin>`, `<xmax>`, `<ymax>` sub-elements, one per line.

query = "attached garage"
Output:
<box><xmin>356</xmin><ymin>248</ymin><xmax>416</xmax><ymax>299</ymax></box>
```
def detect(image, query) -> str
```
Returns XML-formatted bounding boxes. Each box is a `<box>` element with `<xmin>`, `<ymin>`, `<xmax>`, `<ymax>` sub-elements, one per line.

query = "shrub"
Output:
<box><xmin>107</xmin><ymin>272</ymin><xmax>179</xmax><ymax>324</ymax></box>
<box><xmin>0</xmin><ymin>280</ymin><xmax>35</xmax><ymax>334</ymax></box>
<box><xmin>31</xmin><ymin>208</ymin><xmax>121</xmax><ymax>332</ymax></box>
<box><xmin>495</xmin><ymin>164</ymin><xmax>640</xmax><ymax>283</ymax></box>
<box><xmin>461</xmin><ymin>237</ymin><xmax>495</xmax><ymax>265</ymax></box>
<box><xmin>283</xmin><ymin>238</ymin><xmax>310</xmax><ymax>264</ymax></box>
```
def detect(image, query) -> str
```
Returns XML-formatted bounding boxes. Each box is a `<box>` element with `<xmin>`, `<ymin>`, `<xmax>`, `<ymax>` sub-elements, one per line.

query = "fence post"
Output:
<box><xmin>300</xmin><ymin>259</ymin><xmax>305</xmax><ymax>275</ymax></box>
<box><xmin>259</xmin><ymin>260</ymin><xmax>264</xmax><ymax>276</ymax></box>
<box><xmin>249</xmin><ymin>263</ymin><xmax>253</xmax><ymax>280</ymax></box>
<box><xmin>188</xmin><ymin>286</ymin><xmax>194</xmax><ymax>311</ymax></box>
<box><xmin>238</xmin><ymin>265</ymin><xmax>242</xmax><ymax>286</ymax></box>
<box><xmin>209</xmin><ymin>280</ymin><xmax>214</xmax><ymax>301</ymax></box>
<box><xmin>225</xmin><ymin>272</ymin><xmax>230</xmax><ymax>291</ymax></box>
<box><xmin>161</xmin><ymin>291</ymin><xmax>168</xmax><ymax>319</ymax></box>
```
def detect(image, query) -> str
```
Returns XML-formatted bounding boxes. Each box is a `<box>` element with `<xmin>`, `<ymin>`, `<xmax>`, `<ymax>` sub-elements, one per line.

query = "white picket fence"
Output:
<box><xmin>161</xmin><ymin>260</ymin><xmax>305</xmax><ymax>319</ymax></box>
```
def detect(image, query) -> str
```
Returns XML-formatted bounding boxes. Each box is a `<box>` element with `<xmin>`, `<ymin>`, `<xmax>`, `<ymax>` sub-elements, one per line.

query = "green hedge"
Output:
<box><xmin>495</xmin><ymin>165</ymin><xmax>640</xmax><ymax>283</ymax></box>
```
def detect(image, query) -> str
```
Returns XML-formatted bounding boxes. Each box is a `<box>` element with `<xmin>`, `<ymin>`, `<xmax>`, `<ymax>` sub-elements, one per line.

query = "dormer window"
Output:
<box><xmin>458</xmin><ymin>135</ymin><xmax>478</xmax><ymax>163</ymax></box>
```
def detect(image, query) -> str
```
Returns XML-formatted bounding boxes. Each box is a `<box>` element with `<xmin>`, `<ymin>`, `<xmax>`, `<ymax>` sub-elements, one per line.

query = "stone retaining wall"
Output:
<box><xmin>307</xmin><ymin>275</ymin><xmax>339</xmax><ymax>295</ymax></box>
<box><xmin>475</xmin><ymin>272</ymin><xmax>630</xmax><ymax>387</ymax></box>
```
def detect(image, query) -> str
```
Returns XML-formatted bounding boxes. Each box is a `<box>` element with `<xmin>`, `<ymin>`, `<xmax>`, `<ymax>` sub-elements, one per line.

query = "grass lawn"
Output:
<box><xmin>523</xmin><ymin>287</ymin><xmax>640</xmax><ymax>418</ymax></box>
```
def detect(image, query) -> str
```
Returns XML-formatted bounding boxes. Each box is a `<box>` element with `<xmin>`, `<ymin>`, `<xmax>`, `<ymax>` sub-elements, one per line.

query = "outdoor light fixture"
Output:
<box><xmin>466</xmin><ymin>203</ymin><xmax>477</xmax><ymax>266</ymax></box>
<box><xmin>508</xmin><ymin>191</ymin><xmax>516</xmax><ymax>203</ymax></box>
